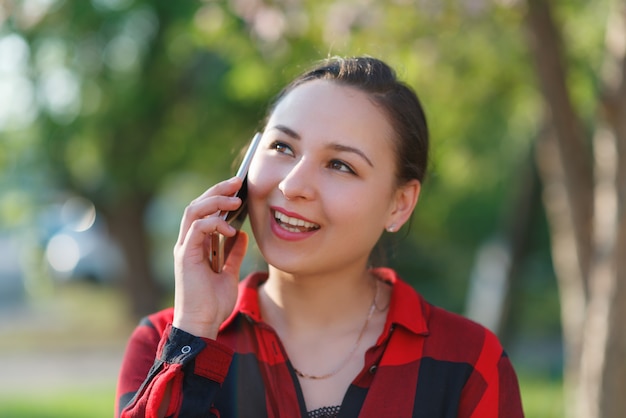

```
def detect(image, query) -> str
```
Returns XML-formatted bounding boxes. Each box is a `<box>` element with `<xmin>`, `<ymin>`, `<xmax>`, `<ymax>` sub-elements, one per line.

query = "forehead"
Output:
<box><xmin>267</xmin><ymin>80</ymin><xmax>395</xmax><ymax>148</ymax></box>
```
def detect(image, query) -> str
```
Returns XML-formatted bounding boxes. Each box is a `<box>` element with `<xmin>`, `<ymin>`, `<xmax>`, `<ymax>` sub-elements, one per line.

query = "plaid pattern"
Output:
<box><xmin>116</xmin><ymin>268</ymin><xmax>524</xmax><ymax>418</ymax></box>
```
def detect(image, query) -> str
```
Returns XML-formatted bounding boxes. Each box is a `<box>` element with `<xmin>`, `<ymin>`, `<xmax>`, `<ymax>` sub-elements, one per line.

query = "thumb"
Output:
<box><xmin>223</xmin><ymin>231</ymin><xmax>249</xmax><ymax>273</ymax></box>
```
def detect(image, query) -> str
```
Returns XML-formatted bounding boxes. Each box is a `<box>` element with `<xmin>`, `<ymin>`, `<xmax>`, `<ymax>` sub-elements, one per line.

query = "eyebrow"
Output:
<box><xmin>269</xmin><ymin>124</ymin><xmax>374</xmax><ymax>167</ymax></box>
<box><xmin>330</xmin><ymin>144</ymin><xmax>374</xmax><ymax>167</ymax></box>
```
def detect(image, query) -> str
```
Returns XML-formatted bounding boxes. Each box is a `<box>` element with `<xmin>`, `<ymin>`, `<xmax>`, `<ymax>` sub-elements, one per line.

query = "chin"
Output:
<box><xmin>261</xmin><ymin>248</ymin><xmax>312</xmax><ymax>275</ymax></box>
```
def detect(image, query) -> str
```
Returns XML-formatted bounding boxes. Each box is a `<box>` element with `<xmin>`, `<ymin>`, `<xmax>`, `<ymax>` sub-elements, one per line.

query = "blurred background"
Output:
<box><xmin>1</xmin><ymin>0</ymin><xmax>621</xmax><ymax>417</ymax></box>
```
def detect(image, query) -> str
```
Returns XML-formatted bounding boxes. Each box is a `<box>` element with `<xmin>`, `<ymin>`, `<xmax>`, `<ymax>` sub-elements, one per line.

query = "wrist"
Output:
<box><xmin>172</xmin><ymin>316</ymin><xmax>220</xmax><ymax>339</ymax></box>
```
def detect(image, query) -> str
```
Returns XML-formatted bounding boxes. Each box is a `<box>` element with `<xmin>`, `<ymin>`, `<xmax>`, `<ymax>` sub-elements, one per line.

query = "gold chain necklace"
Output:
<box><xmin>292</xmin><ymin>280</ymin><xmax>379</xmax><ymax>380</ymax></box>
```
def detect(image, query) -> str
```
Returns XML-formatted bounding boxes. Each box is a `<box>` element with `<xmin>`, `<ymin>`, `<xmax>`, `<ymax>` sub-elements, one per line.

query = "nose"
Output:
<box><xmin>278</xmin><ymin>158</ymin><xmax>316</xmax><ymax>200</ymax></box>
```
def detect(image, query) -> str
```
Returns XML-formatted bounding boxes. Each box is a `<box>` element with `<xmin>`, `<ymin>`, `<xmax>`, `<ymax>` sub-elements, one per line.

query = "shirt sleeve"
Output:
<box><xmin>116</xmin><ymin>321</ymin><xmax>234</xmax><ymax>418</ymax></box>
<box><xmin>495</xmin><ymin>352</ymin><xmax>525</xmax><ymax>417</ymax></box>
<box><xmin>459</xmin><ymin>329</ymin><xmax>525</xmax><ymax>418</ymax></box>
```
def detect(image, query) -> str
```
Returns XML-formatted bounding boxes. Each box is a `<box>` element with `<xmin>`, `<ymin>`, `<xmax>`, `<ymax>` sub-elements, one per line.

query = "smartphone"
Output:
<box><xmin>209</xmin><ymin>132</ymin><xmax>263</xmax><ymax>273</ymax></box>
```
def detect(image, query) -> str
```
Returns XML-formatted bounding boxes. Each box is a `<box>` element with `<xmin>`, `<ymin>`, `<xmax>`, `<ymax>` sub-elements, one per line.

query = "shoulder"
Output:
<box><xmin>143</xmin><ymin>307</ymin><xmax>175</xmax><ymax>335</ymax></box>
<box><xmin>378</xmin><ymin>268</ymin><xmax>505</xmax><ymax>365</ymax></box>
<box><xmin>126</xmin><ymin>307</ymin><xmax>174</xmax><ymax>347</ymax></box>
<box><xmin>420</xmin><ymin>303</ymin><xmax>509</xmax><ymax>388</ymax></box>
<box><xmin>425</xmin><ymin>304</ymin><xmax>504</xmax><ymax>364</ymax></box>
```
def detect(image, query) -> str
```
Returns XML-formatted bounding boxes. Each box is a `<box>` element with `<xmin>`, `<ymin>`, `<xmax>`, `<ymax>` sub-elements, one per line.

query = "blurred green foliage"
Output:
<box><xmin>0</xmin><ymin>385</ymin><xmax>115</xmax><ymax>418</ymax></box>
<box><xmin>0</xmin><ymin>0</ymin><xmax>608</xmax><ymax>333</ymax></box>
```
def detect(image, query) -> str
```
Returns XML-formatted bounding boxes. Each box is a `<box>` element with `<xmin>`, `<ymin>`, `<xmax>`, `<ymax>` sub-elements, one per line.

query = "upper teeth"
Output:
<box><xmin>275</xmin><ymin>211</ymin><xmax>319</xmax><ymax>229</ymax></box>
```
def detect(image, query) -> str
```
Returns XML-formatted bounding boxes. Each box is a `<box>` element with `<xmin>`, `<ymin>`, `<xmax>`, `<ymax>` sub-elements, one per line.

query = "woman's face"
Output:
<box><xmin>247</xmin><ymin>80</ymin><xmax>409</xmax><ymax>276</ymax></box>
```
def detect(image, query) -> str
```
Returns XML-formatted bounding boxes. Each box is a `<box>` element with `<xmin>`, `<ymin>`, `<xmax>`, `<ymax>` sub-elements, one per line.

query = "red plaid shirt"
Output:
<box><xmin>116</xmin><ymin>268</ymin><xmax>524</xmax><ymax>417</ymax></box>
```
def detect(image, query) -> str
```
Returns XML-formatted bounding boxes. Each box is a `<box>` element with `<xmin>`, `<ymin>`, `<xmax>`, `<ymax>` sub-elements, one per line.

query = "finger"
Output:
<box><xmin>182</xmin><ymin>216</ymin><xmax>237</xmax><ymax>255</ymax></box>
<box><xmin>174</xmin><ymin>217</ymin><xmax>236</xmax><ymax>264</ymax></box>
<box><xmin>177</xmin><ymin>196</ymin><xmax>242</xmax><ymax>245</ymax></box>
<box><xmin>179</xmin><ymin>176</ymin><xmax>243</xmax><ymax>244</ymax></box>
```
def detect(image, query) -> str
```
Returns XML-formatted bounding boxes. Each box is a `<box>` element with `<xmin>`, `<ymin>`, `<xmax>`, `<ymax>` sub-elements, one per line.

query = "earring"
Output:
<box><xmin>386</xmin><ymin>224</ymin><xmax>397</xmax><ymax>233</ymax></box>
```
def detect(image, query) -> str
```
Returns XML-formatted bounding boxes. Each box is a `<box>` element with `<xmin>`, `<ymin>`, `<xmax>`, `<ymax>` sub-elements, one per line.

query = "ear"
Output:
<box><xmin>385</xmin><ymin>179</ymin><xmax>421</xmax><ymax>231</ymax></box>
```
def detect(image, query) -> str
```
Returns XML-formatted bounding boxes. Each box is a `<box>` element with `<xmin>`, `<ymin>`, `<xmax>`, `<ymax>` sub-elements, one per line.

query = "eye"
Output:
<box><xmin>270</xmin><ymin>141</ymin><xmax>295</xmax><ymax>157</ymax></box>
<box><xmin>328</xmin><ymin>159</ymin><xmax>356</xmax><ymax>174</ymax></box>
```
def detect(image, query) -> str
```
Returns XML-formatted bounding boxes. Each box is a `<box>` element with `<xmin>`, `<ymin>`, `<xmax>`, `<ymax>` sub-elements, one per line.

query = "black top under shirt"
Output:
<box><xmin>308</xmin><ymin>405</ymin><xmax>340</xmax><ymax>418</ymax></box>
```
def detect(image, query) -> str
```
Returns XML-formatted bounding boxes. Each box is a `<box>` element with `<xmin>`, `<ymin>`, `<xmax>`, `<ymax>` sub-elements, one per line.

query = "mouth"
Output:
<box><xmin>273</xmin><ymin>209</ymin><xmax>320</xmax><ymax>233</ymax></box>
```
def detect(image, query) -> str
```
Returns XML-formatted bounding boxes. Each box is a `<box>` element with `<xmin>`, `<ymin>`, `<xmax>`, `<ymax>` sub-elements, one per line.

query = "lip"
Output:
<box><xmin>270</xmin><ymin>206</ymin><xmax>320</xmax><ymax>241</ymax></box>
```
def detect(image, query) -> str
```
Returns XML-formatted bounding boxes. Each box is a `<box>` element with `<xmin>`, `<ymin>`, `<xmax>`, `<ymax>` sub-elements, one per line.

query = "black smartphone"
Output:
<box><xmin>209</xmin><ymin>132</ymin><xmax>262</xmax><ymax>273</ymax></box>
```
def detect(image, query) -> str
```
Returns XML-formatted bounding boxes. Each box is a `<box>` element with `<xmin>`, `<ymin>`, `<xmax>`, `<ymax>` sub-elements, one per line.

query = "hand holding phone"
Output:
<box><xmin>208</xmin><ymin>132</ymin><xmax>262</xmax><ymax>273</ymax></box>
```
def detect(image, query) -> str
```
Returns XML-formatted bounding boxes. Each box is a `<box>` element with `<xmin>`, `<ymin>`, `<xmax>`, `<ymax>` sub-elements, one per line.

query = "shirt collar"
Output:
<box><xmin>220</xmin><ymin>271</ymin><xmax>268</xmax><ymax>331</ymax></box>
<box><xmin>220</xmin><ymin>268</ymin><xmax>430</xmax><ymax>338</ymax></box>
<box><xmin>371</xmin><ymin>267</ymin><xmax>430</xmax><ymax>340</ymax></box>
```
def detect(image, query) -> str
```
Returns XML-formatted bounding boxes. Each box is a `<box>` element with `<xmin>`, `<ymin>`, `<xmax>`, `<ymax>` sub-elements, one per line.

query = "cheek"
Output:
<box><xmin>248</xmin><ymin>153</ymin><xmax>270</xmax><ymax>183</ymax></box>
<box><xmin>246</xmin><ymin>156</ymin><xmax>278</xmax><ymax>206</ymax></box>
<box><xmin>245</xmin><ymin>172</ymin><xmax>267</xmax><ymax>236</ymax></box>
<box><xmin>343</xmin><ymin>183</ymin><xmax>392</xmax><ymax>235</ymax></box>
<box><xmin>247</xmin><ymin>155</ymin><xmax>263</xmax><ymax>186</ymax></box>
<box><xmin>326</xmin><ymin>183</ymin><xmax>390</xmax><ymax>228</ymax></box>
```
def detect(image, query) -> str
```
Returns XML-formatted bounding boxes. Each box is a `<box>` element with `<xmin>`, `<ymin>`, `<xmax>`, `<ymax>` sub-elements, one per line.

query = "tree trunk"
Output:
<box><xmin>106</xmin><ymin>195</ymin><xmax>163</xmax><ymax>320</ymax></box>
<box><xmin>524</xmin><ymin>0</ymin><xmax>595</xmax><ymax>284</ymax></box>
<box><xmin>583</xmin><ymin>2</ymin><xmax>626</xmax><ymax>416</ymax></box>
<box><xmin>534</xmin><ymin>124</ymin><xmax>586</xmax><ymax>417</ymax></box>
<box><xmin>579</xmin><ymin>124</ymin><xmax>625</xmax><ymax>418</ymax></box>
<box><xmin>524</xmin><ymin>0</ymin><xmax>626</xmax><ymax>416</ymax></box>
<box><xmin>524</xmin><ymin>1</ymin><xmax>592</xmax><ymax>415</ymax></box>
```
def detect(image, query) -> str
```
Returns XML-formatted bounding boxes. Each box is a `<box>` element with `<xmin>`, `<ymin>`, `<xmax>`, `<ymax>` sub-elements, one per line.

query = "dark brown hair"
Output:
<box><xmin>266</xmin><ymin>56</ymin><xmax>429</xmax><ymax>185</ymax></box>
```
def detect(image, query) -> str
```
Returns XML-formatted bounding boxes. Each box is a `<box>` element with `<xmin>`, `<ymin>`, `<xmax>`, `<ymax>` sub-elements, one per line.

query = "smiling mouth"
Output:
<box><xmin>273</xmin><ymin>210</ymin><xmax>320</xmax><ymax>233</ymax></box>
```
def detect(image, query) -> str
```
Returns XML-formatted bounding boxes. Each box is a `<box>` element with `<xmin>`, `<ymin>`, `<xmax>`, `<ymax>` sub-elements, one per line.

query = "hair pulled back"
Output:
<box><xmin>267</xmin><ymin>56</ymin><xmax>429</xmax><ymax>184</ymax></box>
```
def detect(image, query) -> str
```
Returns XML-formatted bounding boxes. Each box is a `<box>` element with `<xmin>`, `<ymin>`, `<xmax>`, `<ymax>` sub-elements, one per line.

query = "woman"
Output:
<box><xmin>116</xmin><ymin>56</ymin><xmax>524</xmax><ymax>418</ymax></box>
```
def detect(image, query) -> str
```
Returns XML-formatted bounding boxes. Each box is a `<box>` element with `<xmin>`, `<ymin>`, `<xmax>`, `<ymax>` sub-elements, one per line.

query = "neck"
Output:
<box><xmin>260</xmin><ymin>263</ymin><xmax>376</xmax><ymax>333</ymax></box>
